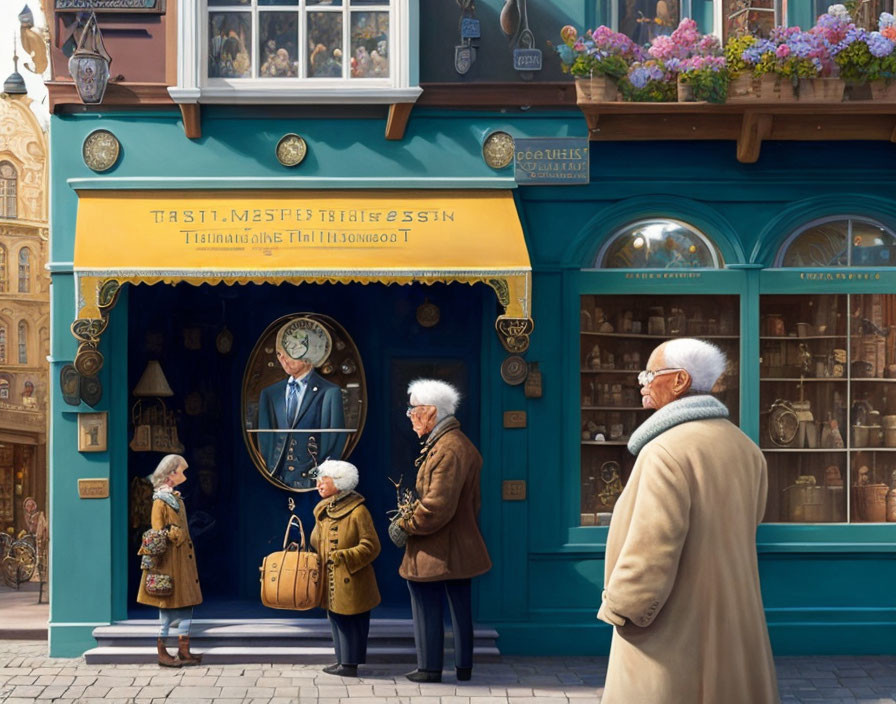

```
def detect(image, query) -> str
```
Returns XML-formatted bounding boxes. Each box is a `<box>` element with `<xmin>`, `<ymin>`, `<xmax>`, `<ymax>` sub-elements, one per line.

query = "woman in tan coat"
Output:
<box><xmin>598</xmin><ymin>339</ymin><xmax>778</xmax><ymax>703</ymax></box>
<box><xmin>310</xmin><ymin>459</ymin><xmax>380</xmax><ymax>678</ymax></box>
<box><xmin>136</xmin><ymin>454</ymin><xmax>203</xmax><ymax>668</ymax></box>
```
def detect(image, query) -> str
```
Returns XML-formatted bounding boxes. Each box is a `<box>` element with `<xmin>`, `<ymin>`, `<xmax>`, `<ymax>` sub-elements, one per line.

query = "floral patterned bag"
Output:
<box><xmin>144</xmin><ymin>572</ymin><xmax>174</xmax><ymax>596</ymax></box>
<box><xmin>137</xmin><ymin>528</ymin><xmax>168</xmax><ymax>571</ymax></box>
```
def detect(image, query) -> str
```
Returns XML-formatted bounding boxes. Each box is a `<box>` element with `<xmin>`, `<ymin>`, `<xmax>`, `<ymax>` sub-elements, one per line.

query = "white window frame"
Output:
<box><xmin>170</xmin><ymin>0</ymin><xmax>421</xmax><ymax>105</ymax></box>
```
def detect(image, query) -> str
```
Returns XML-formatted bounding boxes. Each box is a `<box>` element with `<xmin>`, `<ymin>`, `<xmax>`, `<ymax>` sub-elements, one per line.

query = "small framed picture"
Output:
<box><xmin>78</xmin><ymin>412</ymin><xmax>108</xmax><ymax>453</ymax></box>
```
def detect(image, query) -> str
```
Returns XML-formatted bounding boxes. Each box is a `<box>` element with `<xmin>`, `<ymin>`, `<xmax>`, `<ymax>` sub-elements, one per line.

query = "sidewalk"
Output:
<box><xmin>0</xmin><ymin>582</ymin><xmax>48</xmax><ymax>640</ymax></box>
<box><xmin>3</xmin><ymin>640</ymin><xmax>896</xmax><ymax>703</ymax></box>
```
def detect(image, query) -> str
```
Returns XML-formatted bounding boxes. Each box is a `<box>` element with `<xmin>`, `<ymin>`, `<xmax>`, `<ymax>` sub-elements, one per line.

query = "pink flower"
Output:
<box><xmin>776</xmin><ymin>44</ymin><xmax>792</xmax><ymax>57</ymax></box>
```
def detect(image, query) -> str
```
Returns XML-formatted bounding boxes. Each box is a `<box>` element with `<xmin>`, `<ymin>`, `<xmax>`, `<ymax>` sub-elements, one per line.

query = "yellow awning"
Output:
<box><xmin>73</xmin><ymin>189</ymin><xmax>531</xmax><ymax>321</ymax></box>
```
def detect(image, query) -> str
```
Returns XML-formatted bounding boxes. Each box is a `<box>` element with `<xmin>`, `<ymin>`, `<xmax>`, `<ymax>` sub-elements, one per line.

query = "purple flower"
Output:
<box><xmin>868</xmin><ymin>30</ymin><xmax>895</xmax><ymax>56</ymax></box>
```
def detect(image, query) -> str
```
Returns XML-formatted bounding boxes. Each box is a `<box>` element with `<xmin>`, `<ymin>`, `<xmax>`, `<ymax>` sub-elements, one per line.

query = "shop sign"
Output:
<box><xmin>799</xmin><ymin>272</ymin><xmax>882</xmax><ymax>281</ymax></box>
<box><xmin>514</xmin><ymin>138</ymin><xmax>589</xmax><ymax>185</ymax></box>
<box><xmin>78</xmin><ymin>478</ymin><xmax>109</xmax><ymax>499</ymax></box>
<box><xmin>512</xmin><ymin>49</ymin><xmax>542</xmax><ymax>72</ymax></box>
<box><xmin>624</xmin><ymin>272</ymin><xmax>703</xmax><ymax>280</ymax></box>
<box><xmin>56</xmin><ymin>0</ymin><xmax>164</xmax><ymax>11</ymax></box>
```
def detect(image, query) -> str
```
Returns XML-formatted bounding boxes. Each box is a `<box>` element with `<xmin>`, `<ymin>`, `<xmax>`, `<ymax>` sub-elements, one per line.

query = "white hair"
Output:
<box><xmin>407</xmin><ymin>379</ymin><xmax>460</xmax><ymax>421</ymax></box>
<box><xmin>149</xmin><ymin>454</ymin><xmax>186</xmax><ymax>489</ymax></box>
<box><xmin>317</xmin><ymin>459</ymin><xmax>359</xmax><ymax>492</ymax></box>
<box><xmin>661</xmin><ymin>338</ymin><xmax>727</xmax><ymax>393</ymax></box>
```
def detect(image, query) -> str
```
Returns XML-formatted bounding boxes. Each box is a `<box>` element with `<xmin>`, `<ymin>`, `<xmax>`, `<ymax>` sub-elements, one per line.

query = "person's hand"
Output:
<box><xmin>328</xmin><ymin>549</ymin><xmax>344</xmax><ymax>566</ymax></box>
<box><xmin>166</xmin><ymin>525</ymin><xmax>185</xmax><ymax>546</ymax></box>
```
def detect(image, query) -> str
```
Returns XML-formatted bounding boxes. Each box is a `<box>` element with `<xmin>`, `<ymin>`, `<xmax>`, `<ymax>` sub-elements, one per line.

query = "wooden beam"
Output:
<box><xmin>890</xmin><ymin>120</ymin><xmax>896</xmax><ymax>143</ymax></box>
<box><xmin>737</xmin><ymin>111</ymin><xmax>773</xmax><ymax>163</ymax></box>
<box><xmin>385</xmin><ymin>103</ymin><xmax>413</xmax><ymax>141</ymax></box>
<box><xmin>47</xmin><ymin>81</ymin><xmax>173</xmax><ymax>112</ymax></box>
<box><xmin>179</xmin><ymin>104</ymin><xmax>201</xmax><ymax>140</ymax></box>
<box><xmin>417</xmin><ymin>82</ymin><xmax>577</xmax><ymax>107</ymax></box>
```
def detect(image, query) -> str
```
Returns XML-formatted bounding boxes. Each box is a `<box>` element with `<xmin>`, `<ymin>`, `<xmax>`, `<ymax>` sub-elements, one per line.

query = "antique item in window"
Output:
<box><xmin>667</xmin><ymin>308</ymin><xmax>686</xmax><ymax>336</ymax></box>
<box><xmin>765</xmin><ymin>313</ymin><xmax>785</xmax><ymax>337</ymax></box>
<box><xmin>482</xmin><ymin>131</ymin><xmax>514</xmax><ymax>170</ymax></box>
<box><xmin>276</xmin><ymin>134</ymin><xmax>307</xmax><ymax>167</ymax></box>
<box><xmin>768</xmin><ymin>399</ymin><xmax>799</xmax><ymax>447</ymax></box>
<box><xmin>415</xmin><ymin>299</ymin><xmax>440</xmax><ymax>328</ymax></box>
<box><xmin>593</xmin><ymin>308</ymin><xmax>613</xmax><ymax>333</ymax></box>
<box><xmin>796</xmin><ymin>322</ymin><xmax>811</xmax><ymax>338</ymax></box>
<box><xmin>580</xmin><ymin>308</ymin><xmax>592</xmax><ymax>332</ymax></box>
<box><xmin>130</xmin><ymin>360</ymin><xmax>183</xmax><ymax>453</ymax></box>
<box><xmin>78</xmin><ymin>412</ymin><xmax>107</xmax><ymax>453</ymax></box>
<box><xmin>500</xmin><ymin>355</ymin><xmax>528</xmax><ymax>386</ymax></box>
<box><xmin>884</xmin><ymin>415</ymin><xmax>896</xmax><ymax>447</ymax></box>
<box><xmin>853</xmin><ymin>481</ymin><xmax>888</xmax><ymax>522</ymax></box>
<box><xmin>597</xmin><ymin>461</ymin><xmax>624</xmax><ymax>510</ymax></box>
<box><xmin>820</xmin><ymin>417</ymin><xmax>844</xmax><ymax>448</ymax></box>
<box><xmin>216</xmin><ymin>327</ymin><xmax>233</xmax><ymax>355</ymax></box>
<box><xmin>82</xmin><ymin>129</ymin><xmax>120</xmax><ymax>172</ymax></box>
<box><xmin>783</xmin><ymin>475</ymin><xmax>826</xmax><ymax>523</ymax></box>
<box><xmin>647</xmin><ymin>307</ymin><xmax>666</xmax><ymax>336</ymax></box>
<box><xmin>792</xmin><ymin>399</ymin><xmax>816</xmax><ymax>448</ymax></box>
<box><xmin>587</xmin><ymin>344</ymin><xmax>601</xmax><ymax>370</ymax></box>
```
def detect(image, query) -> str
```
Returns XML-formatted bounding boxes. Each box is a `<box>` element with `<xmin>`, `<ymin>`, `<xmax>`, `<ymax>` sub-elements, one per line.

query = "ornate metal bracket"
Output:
<box><xmin>495</xmin><ymin>315</ymin><xmax>534</xmax><ymax>354</ymax></box>
<box><xmin>72</xmin><ymin>278</ymin><xmax>122</xmax><ymax>377</ymax></box>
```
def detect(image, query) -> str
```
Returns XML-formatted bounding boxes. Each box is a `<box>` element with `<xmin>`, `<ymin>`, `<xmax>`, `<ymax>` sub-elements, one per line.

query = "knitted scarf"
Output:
<box><xmin>153</xmin><ymin>485</ymin><xmax>181</xmax><ymax>510</ymax></box>
<box><xmin>627</xmin><ymin>395</ymin><xmax>730</xmax><ymax>456</ymax></box>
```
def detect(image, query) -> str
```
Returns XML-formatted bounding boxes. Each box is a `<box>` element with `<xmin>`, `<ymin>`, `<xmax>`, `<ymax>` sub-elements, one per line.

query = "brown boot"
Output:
<box><xmin>177</xmin><ymin>635</ymin><xmax>202</xmax><ymax>666</ymax></box>
<box><xmin>157</xmin><ymin>638</ymin><xmax>181</xmax><ymax>668</ymax></box>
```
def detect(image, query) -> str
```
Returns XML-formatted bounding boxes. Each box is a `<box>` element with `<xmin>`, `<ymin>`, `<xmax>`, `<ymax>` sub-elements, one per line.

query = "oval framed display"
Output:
<box><xmin>242</xmin><ymin>313</ymin><xmax>367</xmax><ymax>492</ymax></box>
<box><xmin>82</xmin><ymin>129</ymin><xmax>121</xmax><ymax>172</ymax></box>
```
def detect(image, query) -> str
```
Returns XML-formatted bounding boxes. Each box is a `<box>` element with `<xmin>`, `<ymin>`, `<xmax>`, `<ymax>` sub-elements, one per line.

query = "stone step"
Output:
<box><xmin>85</xmin><ymin>619</ymin><xmax>500</xmax><ymax>665</ymax></box>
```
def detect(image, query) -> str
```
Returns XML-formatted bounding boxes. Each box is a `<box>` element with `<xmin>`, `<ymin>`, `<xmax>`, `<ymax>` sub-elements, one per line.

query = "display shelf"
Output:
<box><xmin>760</xmin><ymin>377</ymin><xmax>848</xmax><ymax>382</ymax></box>
<box><xmin>762</xmin><ymin>448</ymin><xmax>849</xmax><ymax>453</ymax></box>
<box><xmin>582</xmin><ymin>332</ymin><xmax>739</xmax><ymax>340</ymax></box>
<box><xmin>851</xmin><ymin>447</ymin><xmax>896</xmax><ymax>451</ymax></box>
<box><xmin>580</xmin><ymin>369</ymin><xmax>639</xmax><ymax>374</ymax></box>
<box><xmin>759</xmin><ymin>335</ymin><xmax>847</xmax><ymax>341</ymax></box>
<box><xmin>851</xmin><ymin>377</ymin><xmax>896</xmax><ymax>382</ymax></box>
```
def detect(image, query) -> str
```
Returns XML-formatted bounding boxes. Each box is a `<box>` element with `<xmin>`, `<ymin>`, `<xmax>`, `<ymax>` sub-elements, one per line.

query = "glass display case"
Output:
<box><xmin>579</xmin><ymin>294</ymin><xmax>740</xmax><ymax>526</ymax></box>
<box><xmin>760</xmin><ymin>293</ymin><xmax>896</xmax><ymax>523</ymax></box>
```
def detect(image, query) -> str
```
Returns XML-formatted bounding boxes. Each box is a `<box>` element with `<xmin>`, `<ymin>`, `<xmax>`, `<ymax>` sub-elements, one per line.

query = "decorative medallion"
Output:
<box><xmin>482</xmin><ymin>131</ymin><xmax>515</xmax><ymax>169</ymax></box>
<box><xmin>60</xmin><ymin>364</ymin><xmax>81</xmax><ymax>406</ymax></box>
<box><xmin>82</xmin><ymin>129</ymin><xmax>120</xmax><ymax>172</ymax></box>
<box><xmin>80</xmin><ymin>375</ymin><xmax>103</xmax><ymax>408</ymax></box>
<box><xmin>276</xmin><ymin>133</ymin><xmax>308</xmax><ymax>167</ymax></box>
<box><xmin>74</xmin><ymin>343</ymin><xmax>104</xmax><ymax>377</ymax></box>
<box><xmin>416</xmin><ymin>299</ymin><xmax>440</xmax><ymax>328</ymax></box>
<box><xmin>500</xmin><ymin>355</ymin><xmax>528</xmax><ymax>386</ymax></box>
<box><xmin>496</xmin><ymin>315</ymin><xmax>534</xmax><ymax>354</ymax></box>
<box><xmin>277</xmin><ymin>316</ymin><xmax>332</xmax><ymax>366</ymax></box>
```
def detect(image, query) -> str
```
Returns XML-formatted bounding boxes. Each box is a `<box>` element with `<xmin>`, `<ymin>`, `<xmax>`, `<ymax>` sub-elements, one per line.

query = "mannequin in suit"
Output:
<box><xmin>257</xmin><ymin>334</ymin><xmax>346</xmax><ymax>490</ymax></box>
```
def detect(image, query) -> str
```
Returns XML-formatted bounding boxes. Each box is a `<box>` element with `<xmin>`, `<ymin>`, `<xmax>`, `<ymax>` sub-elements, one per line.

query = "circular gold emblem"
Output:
<box><xmin>482</xmin><ymin>131</ymin><xmax>515</xmax><ymax>169</ymax></box>
<box><xmin>276</xmin><ymin>133</ymin><xmax>308</xmax><ymax>167</ymax></box>
<box><xmin>82</xmin><ymin>129</ymin><xmax>120</xmax><ymax>172</ymax></box>
<box><xmin>277</xmin><ymin>316</ymin><xmax>332</xmax><ymax>367</ymax></box>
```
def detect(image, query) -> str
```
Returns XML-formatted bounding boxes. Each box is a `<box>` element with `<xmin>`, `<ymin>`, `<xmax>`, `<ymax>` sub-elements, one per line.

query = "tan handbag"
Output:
<box><xmin>259</xmin><ymin>515</ymin><xmax>323</xmax><ymax>610</ymax></box>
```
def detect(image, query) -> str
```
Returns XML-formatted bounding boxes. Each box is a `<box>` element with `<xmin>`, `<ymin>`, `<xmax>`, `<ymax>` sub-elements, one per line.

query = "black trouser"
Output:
<box><xmin>406</xmin><ymin>578</ymin><xmax>473</xmax><ymax>672</ymax></box>
<box><xmin>327</xmin><ymin>610</ymin><xmax>371</xmax><ymax>665</ymax></box>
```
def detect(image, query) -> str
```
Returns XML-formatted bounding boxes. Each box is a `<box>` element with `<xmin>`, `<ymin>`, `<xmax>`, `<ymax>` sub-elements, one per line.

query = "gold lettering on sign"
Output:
<box><xmin>78</xmin><ymin>478</ymin><xmax>109</xmax><ymax>499</ymax></box>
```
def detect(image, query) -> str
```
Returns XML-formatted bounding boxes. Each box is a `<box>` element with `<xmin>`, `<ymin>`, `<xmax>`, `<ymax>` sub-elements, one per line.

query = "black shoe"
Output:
<box><xmin>323</xmin><ymin>663</ymin><xmax>358</xmax><ymax>677</ymax></box>
<box><xmin>456</xmin><ymin>667</ymin><xmax>472</xmax><ymax>681</ymax></box>
<box><xmin>405</xmin><ymin>669</ymin><xmax>442</xmax><ymax>683</ymax></box>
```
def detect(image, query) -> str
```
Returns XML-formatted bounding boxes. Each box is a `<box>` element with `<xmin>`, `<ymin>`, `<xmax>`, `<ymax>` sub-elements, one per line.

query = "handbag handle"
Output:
<box><xmin>281</xmin><ymin>514</ymin><xmax>307</xmax><ymax>551</ymax></box>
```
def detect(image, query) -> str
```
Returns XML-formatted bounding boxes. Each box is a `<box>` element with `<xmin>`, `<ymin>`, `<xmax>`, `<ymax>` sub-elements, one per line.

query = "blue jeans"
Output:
<box><xmin>158</xmin><ymin>607</ymin><xmax>193</xmax><ymax>642</ymax></box>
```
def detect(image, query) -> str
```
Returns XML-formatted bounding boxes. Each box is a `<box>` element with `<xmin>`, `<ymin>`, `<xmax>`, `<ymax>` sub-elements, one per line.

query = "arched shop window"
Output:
<box><xmin>578</xmin><ymin>218</ymin><xmax>738</xmax><ymax>529</ymax></box>
<box><xmin>775</xmin><ymin>216</ymin><xmax>896</xmax><ymax>268</ymax></box>
<box><xmin>596</xmin><ymin>219</ymin><xmax>724</xmax><ymax>269</ymax></box>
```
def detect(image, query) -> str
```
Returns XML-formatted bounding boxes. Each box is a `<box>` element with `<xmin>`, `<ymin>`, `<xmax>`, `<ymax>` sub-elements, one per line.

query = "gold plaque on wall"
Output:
<box><xmin>78</xmin><ymin>479</ymin><xmax>109</xmax><ymax>499</ymax></box>
<box><xmin>78</xmin><ymin>412</ymin><xmax>108</xmax><ymax>452</ymax></box>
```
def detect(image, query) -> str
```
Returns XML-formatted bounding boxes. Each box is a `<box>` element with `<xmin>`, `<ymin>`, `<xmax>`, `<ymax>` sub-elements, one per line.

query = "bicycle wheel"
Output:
<box><xmin>0</xmin><ymin>532</ymin><xmax>11</xmax><ymax>562</ymax></box>
<box><xmin>8</xmin><ymin>541</ymin><xmax>36</xmax><ymax>583</ymax></box>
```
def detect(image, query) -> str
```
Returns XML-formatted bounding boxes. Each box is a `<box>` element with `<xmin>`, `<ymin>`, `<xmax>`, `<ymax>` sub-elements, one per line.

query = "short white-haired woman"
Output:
<box><xmin>136</xmin><ymin>454</ymin><xmax>203</xmax><ymax>667</ymax></box>
<box><xmin>310</xmin><ymin>459</ymin><xmax>381</xmax><ymax>677</ymax></box>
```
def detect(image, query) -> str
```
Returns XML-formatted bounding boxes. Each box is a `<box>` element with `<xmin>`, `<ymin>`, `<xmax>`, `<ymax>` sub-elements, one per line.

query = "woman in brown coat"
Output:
<box><xmin>310</xmin><ymin>459</ymin><xmax>381</xmax><ymax>678</ymax></box>
<box><xmin>395</xmin><ymin>379</ymin><xmax>491</xmax><ymax>684</ymax></box>
<box><xmin>136</xmin><ymin>454</ymin><xmax>203</xmax><ymax>667</ymax></box>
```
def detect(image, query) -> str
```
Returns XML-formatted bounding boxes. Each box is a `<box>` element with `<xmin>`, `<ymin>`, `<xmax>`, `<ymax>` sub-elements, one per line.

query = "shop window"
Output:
<box><xmin>579</xmin><ymin>294</ymin><xmax>740</xmax><ymax>526</ymax></box>
<box><xmin>0</xmin><ymin>245</ymin><xmax>6</xmax><ymax>292</ymax></box>
<box><xmin>0</xmin><ymin>162</ymin><xmax>16</xmax><ymax>219</ymax></box>
<box><xmin>760</xmin><ymin>293</ymin><xmax>896</xmax><ymax>523</ymax></box>
<box><xmin>17</xmin><ymin>248</ymin><xmax>30</xmax><ymax>293</ymax></box>
<box><xmin>596</xmin><ymin>219</ymin><xmax>724</xmax><ymax>269</ymax></box>
<box><xmin>17</xmin><ymin>321</ymin><xmax>27</xmax><ymax>365</ymax></box>
<box><xmin>776</xmin><ymin>216</ymin><xmax>896</xmax><ymax>268</ymax></box>
<box><xmin>171</xmin><ymin>0</ymin><xmax>419</xmax><ymax>106</ymax></box>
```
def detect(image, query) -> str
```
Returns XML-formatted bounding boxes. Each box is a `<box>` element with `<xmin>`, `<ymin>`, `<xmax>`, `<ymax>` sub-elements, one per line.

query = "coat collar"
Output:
<box><xmin>627</xmin><ymin>394</ymin><xmax>729</xmax><ymax>456</ymax></box>
<box><xmin>313</xmin><ymin>490</ymin><xmax>365</xmax><ymax>519</ymax></box>
<box><xmin>152</xmin><ymin>486</ymin><xmax>181</xmax><ymax>510</ymax></box>
<box><xmin>417</xmin><ymin>416</ymin><xmax>460</xmax><ymax>460</ymax></box>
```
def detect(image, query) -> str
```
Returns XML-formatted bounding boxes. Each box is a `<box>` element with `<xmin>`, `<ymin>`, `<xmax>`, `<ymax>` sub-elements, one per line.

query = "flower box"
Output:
<box><xmin>796</xmin><ymin>77</ymin><xmax>845</xmax><ymax>102</ymax></box>
<box><xmin>575</xmin><ymin>75</ymin><xmax>619</xmax><ymax>103</ymax></box>
<box><xmin>870</xmin><ymin>80</ymin><xmax>896</xmax><ymax>101</ymax></box>
<box><xmin>677</xmin><ymin>78</ymin><xmax>696</xmax><ymax>102</ymax></box>
<box><xmin>724</xmin><ymin>75</ymin><xmax>797</xmax><ymax>102</ymax></box>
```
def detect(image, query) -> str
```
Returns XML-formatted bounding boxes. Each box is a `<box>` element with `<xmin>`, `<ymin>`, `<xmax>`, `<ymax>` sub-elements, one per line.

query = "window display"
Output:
<box><xmin>579</xmin><ymin>294</ymin><xmax>740</xmax><ymax>526</ymax></box>
<box><xmin>760</xmin><ymin>293</ymin><xmax>896</xmax><ymax>523</ymax></box>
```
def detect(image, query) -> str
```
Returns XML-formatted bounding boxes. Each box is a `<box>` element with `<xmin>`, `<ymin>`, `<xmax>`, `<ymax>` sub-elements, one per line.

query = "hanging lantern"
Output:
<box><xmin>68</xmin><ymin>12</ymin><xmax>111</xmax><ymax>104</ymax></box>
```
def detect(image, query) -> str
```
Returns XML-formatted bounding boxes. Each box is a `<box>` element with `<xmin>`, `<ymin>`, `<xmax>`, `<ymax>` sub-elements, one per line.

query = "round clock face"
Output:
<box><xmin>482</xmin><ymin>131</ymin><xmax>515</xmax><ymax>169</ymax></box>
<box><xmin>276</xmin><ymin>134</ymin><xmax>307</xmax><ymax>167</ymax></box>
<box><xmin>277</xmin><ymin>317</ymin><xmax>332</xmax><ymax>367</ymax></box>
<box><xmin>82</xmin><ymin>130</ymin><xmax>120</xmax><ymax>172</ymax></box>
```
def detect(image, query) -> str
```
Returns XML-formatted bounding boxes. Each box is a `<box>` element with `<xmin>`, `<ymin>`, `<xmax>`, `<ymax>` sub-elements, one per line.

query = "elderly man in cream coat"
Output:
<box><xmin>598</xmin><ymin>338</ymin><xmax>779</xmax><ymax>704</ymax></box>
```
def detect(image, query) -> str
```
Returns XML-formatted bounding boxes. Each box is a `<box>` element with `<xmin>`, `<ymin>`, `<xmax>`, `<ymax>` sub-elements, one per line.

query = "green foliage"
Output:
<box><xmin>754</xmin><ymin>52</ymin><xmax>818</xmax><ymax>79</ymax></box>
<box><xmin>565</xmin><ymin>54</ymin><xmax>630</xmax><ymax>80</ymax></box>
<box><xmin>619</xmin><ymin>77</ymin><xmax>678</xmax><ymax>102</ymax></box>
<box><xmin>680</xmin><ymin>69</ymin><xmax>730</xmax><ymax>103</ymax></box>
<box><xmin>724</xmin><ymin>35</ymin><xmax>757</xmax><ymax>76</ymax></box>
<box><xmin>835</xmin><ymin>40</ymin><xmax>896</xmax><ymax>81</ymax></box>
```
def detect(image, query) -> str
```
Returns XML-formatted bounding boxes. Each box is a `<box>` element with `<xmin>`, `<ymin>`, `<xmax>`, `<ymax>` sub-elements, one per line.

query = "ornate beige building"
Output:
<box><xmin>0</xmin><ymin>67</ymin><xmax>49</xmax><ymax>535</ymax></box>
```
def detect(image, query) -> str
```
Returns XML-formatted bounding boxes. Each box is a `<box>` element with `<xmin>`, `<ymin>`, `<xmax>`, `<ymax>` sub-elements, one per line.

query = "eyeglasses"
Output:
<box><xmin>637</xmin><ymin>368</ymin><xmax>684</xmax><ymax>387</ymax></box>
<box><xmin>406</xmin><ymin>404</ymin><xmax>430</xmax><ymax>417</ymax></box>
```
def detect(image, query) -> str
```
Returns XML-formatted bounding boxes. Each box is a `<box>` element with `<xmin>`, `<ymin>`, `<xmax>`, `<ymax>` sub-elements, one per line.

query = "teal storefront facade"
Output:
<box><xmin>43</xmin><ymin>0</ymin><xmax>896</xmax><ymax>660</ymax></box>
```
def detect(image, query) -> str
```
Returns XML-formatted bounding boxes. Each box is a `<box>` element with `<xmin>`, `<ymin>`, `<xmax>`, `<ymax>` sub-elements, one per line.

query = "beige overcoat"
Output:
<box><xmin>310</xmin><ymin>492</ymin><xmax>381</xmax><ymax>615</ymax></box>
<box><xmin>136</xmin><ymin>494</ymin><xmax>203</xmax><ymax>609</ymax></box>
<box><xmin>598</xmin><ymin>418</ymin><xmax>778</xmax><ymax>704</ymax></box>
<box><xmin>399</xmin><ymin>418</ymin><xmax>491</xmax><ymax>582</ymax></box>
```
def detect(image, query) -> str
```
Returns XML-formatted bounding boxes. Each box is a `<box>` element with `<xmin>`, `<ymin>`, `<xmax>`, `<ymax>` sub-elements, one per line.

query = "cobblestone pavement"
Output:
<box><xmin>3</xmin><ymin>642</ymin><xmax>896</xmax><ymax>703</ymax></box>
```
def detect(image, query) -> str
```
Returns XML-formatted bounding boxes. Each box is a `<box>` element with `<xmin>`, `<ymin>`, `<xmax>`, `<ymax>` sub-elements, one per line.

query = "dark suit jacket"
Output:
<box><xmin>257</xmin><ymin>371</ymin><xmax>347</xmax><ymax>489</ymax></box>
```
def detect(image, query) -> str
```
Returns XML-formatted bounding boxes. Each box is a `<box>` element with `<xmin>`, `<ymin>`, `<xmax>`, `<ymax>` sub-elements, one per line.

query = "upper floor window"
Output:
<box><xmin>595</xmin><ymin>219</ymin><xmax>724</xmax><ymax>269</ymax></box>
<box><xmin>0</xmin><ymin>326</ymin><xmax>6</xmax><ymax>364</ymax></box>
<box><xmin>169</xmin><ymin>0</ymin><xmax>419</xmax><ymax>106</ymax></box>
<box><xmin>18</xmin><ymin>248</ymin><xmax>31</xmax><ymax>293</ymax></box>
<box><xmin>0</xmin><ymin>379</ymin><xmax>8</xmax><ymax>400</ymax></box>
<box><xmin>0</xmin><ymin>245</ymin><xmax>6</xmax><ymax>292</ymax></box>
<box><xmin>0</xmin><ymin>162</ymin><xmax>16</xmax><ymax>219</ymax></box>
<box><xmin>775</xmin><ymin>216</ymin><xmax>896</xmax><ymax>267</ymax></box>
<box><xmin>17</xmin><ymin>321</ymin><xmax>27</xmax><ymax>365</ymax></box>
